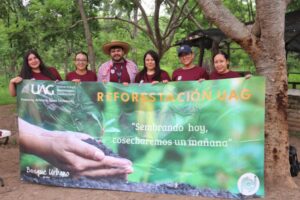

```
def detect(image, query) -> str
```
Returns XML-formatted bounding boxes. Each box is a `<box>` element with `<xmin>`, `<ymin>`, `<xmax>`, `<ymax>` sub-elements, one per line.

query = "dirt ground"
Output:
<box><xmin>1</xmin><ymin>104</ymin><xmax>300</xmax><ymax>200</ymax></box>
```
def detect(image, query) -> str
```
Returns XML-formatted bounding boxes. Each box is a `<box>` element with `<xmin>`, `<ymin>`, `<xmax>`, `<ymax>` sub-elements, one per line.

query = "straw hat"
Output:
<box><xmin>102</xmin><ymin>40</ymin><xmax>130</xmax><ymax>55</ymax></box>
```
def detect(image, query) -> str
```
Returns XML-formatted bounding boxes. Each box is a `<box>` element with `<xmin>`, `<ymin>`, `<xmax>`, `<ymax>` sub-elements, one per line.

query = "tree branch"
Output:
<box><xmin>70</xmin><ymin>16</ymin><xmax>148</xmax><ymax>36</ymax></box>
<box><xmin>132</xmin><ymin>0</ymin><xmax>156</xmax><ymax>46</ymax></box>
<box><xmin>163</xmin><ymin>0</ymin><xmax>179</xmax><ymax>38</ymax></box>
<box><xmin>163</xmin><ymin>2</ymin><xmax>198</xmax><ymax>40</ymax></box>
<box><xmin>167</xmin><ymin>0</ymin><xmax>203</xmax><ymax>29</ymax></box>
<box><xmin>154</xmin><ymin>0</ymin><xmax>163</xmax><ymax>49</ymax></box>
<box><xmin>197</xmin><ymin>0</ymin><xmax>250</xmax><ymax>42</ymax></box>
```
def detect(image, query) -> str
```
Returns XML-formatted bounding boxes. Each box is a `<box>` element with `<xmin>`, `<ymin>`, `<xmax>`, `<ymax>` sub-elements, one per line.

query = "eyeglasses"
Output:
<box><xmin>75</xmin><ymin>59</ymin><xmax>88</xmax><ymax>63</ymax></box>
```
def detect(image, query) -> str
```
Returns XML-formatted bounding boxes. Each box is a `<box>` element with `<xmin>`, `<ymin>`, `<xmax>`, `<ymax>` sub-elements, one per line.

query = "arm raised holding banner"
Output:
<box><xmin>19</xmin><ymin>118</ymin><xmax>133</xmax><ymax>177</ymax></box>
<box><xmin>9</xmin><ymin>76</ymin><xmax>23</xmax><ymax>97</ymax></box>
<box><xmin>8</xmin><ymin>49</ymin><xmax>62</xmax><ymax>97</ymax></box>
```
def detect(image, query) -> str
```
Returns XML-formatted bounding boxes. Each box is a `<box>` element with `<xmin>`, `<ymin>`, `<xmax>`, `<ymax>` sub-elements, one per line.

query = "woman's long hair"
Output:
<box><xmin>20</xmin><ymin>49</ymin><xmax>56</xmax><ymax>80</ymax></box>
<box><xmin>137</xmin><ymin>50</ymin><xmax>162</xmax><ymax>82</ymax></box>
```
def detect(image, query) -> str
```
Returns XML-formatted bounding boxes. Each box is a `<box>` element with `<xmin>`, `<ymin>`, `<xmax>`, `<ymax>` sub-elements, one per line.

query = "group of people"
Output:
<box><xmin>9</xmin><ymin>40</ymin><xmax>247</xmax><ymax>179</ymax></box>
<box><xmin>9</xmin><ymin>40</ymin><xmax>243</xmax><ymax>96</ymax></box>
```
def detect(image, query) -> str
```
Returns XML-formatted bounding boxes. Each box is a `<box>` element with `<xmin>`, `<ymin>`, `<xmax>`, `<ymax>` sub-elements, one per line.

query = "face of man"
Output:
<box><xmin>110</xmin><ymin>47</ymin><xmax>125</xmax><ymax>62</ymax></box>
<box><xmin>179</xmin><ymin>53</ymin><xmax>194</xmax><ymax>67</ymax></box>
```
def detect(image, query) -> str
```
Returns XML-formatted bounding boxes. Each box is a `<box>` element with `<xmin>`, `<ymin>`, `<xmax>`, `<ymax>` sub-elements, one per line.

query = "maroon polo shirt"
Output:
<box><xmin>172</xmin><ymin>66</ymin><xmax>208</xmax><ymax>81</ymax></box>
<box><xmin>109</xmin><ymin>62</ymin><xmax>130</xmax><ymax>83</ymax></box>
<box><xmin>135</xmin><ymin>70</ymin><xmax>171</xmax><ymax>83</ymax></box>
<box><xmin>209</xmin><ymin>70</ymin><xmax>241</xmax><ymax>80</ymax></box>
<box><xmin>66</xmin><ymin>70</ymin><xmax>97</xmax><ymax>82</ymax></box>
<box><xmin>32</xmin><ymin>67</ymin><xmax>62</xmax><ymax>80</ymax></box>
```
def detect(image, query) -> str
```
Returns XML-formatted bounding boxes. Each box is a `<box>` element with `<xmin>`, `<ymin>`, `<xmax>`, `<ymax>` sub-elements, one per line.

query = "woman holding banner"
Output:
<box><xmin>209</xmin><ymin>51</ymin><xmax>243</xmax><ymax>80</ymax></box>
<box><xmin>65</xmin><ymin>51</ymin><xmax>97</xmax><ymax>82</ymax></box>
<box><xmin>135</xmin><ymin>50</ymin><xmax>170</xmax><ymax>84</ymax></box>
<box><xmin>8</xmin><ymin>49</ymin><xmax>62</xmax><ymax>96</ymax></box>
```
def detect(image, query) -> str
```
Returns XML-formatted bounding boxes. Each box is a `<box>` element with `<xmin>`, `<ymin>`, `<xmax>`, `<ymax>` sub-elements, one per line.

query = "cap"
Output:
<box><xmin>102</xmin><ymin>40</ymin><xmax>130</xmax><ymax>55</ymax></box>
<box><xmin>177</xmin><ymin>45</ymin><xmax>192</xmax><ymax>56</ymax></box>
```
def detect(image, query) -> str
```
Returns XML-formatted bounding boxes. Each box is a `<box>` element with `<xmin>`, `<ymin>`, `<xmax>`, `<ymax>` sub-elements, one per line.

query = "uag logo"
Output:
<box><xmin>31</xmin><ymin>84</ymin><xmax>55</xmax><ymax>95</ymax></box>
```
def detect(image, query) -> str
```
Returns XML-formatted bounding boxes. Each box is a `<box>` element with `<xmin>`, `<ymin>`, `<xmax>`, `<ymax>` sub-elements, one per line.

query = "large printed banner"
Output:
<box><xmin>17</xmin><ymin>77</ymin><xmax>265</xmax><ymax>199</ymax></box>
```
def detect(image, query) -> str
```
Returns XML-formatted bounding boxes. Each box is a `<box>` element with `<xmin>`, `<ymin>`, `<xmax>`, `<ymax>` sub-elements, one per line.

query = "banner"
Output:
<box><xmin>17</xmin><ymin>77</ymin><xmax>265</xmax><ymax>198</ymax></box>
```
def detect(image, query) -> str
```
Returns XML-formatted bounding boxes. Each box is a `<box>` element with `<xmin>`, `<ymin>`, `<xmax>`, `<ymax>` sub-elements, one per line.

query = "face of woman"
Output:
<box><xmin>214</xmin><ymin>54</ymin><xmax>229</xmax><ymax>74</ymax></box>
<box><xmin>145</xmin><ymin>54</ymin><xmax>156</xmax><ymax>71</ymax></box>
<box><xmin>27</xmin><ymin>54</ymin><xmax>41</xmax><ymax>70</ymax></box>
<box><xmin>75</xmin><ymin>53</ymin><xmax>88</xmax><ymax>71</ymax></box>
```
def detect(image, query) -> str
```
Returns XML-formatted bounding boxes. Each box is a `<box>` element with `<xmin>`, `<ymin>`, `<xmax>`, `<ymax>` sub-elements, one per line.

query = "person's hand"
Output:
<box><xmin>123</xmin><ymin>82</ymin><xmax>129</xmax><ymax>86</ymax></box>
<box><xmin>10</xmin><ymin>76</ymin><xmax>23</xmax><ymax>85</ymax></box>
<box><xmin>151</xmin><ymin>81</ymin><xmax>159</xmax><ymax>85</ymax></box>
<box><xmin>72</xmin><ymin>79</ymin><xmax>81</xmax><ymax>83</ymax></box>
<box><xmin>43</xmin><ymin>131</ymin><xmax>133</xmax><ymax>177</ymax></box>
<box><xmin>162</xmin><ymin>80</ymin><xmax>169</xmax><ymax>84</ymax></box>
<box><xmin>19</xmin><ymin>118</ymin><xmax>133</xmax><ymax>177</ymax></box>
<box><xmin>198</xmin><ymin>78</ymin><xmax>205</xmax><ymax>82</ymax></box>
<box><xmin>245</xmin><ymin>74</ymin><xmax>252</xmax><ymax>79</ymax></box>
<box><xmin>9</xmin><ymin>76</ymin><xmax>23</xmax><ymax>96</ymax></box>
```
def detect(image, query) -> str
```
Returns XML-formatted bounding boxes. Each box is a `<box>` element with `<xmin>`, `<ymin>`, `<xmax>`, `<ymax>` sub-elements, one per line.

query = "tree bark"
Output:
<box><xmin>132</xmin><ymin>5</ymin><xmax>138</xmax><ymax>64</ymax></box>
<box><xmin>77</xmin><ymin>0</ymin><xmax>96</xmax><ymax>72</ymax></box>
<box><xmin>197</xmin><ymin>0</ymin><xmax>297</xmax><ymax>189</ymax></box>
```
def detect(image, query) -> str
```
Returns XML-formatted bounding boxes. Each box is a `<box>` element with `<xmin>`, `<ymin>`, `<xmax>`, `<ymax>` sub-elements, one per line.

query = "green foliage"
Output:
<box><xmin>287</xmin><ymin>53</ymin><xmax>300</xmax><ymax>72</ymax></box>
<box><xmin>0</xmin><ymin>75</ymin><xmax>16</xmax><ymax>105</ymax></box>
<box><xmin>287</xmin><ymin>0</ymin><xmax>300</xmax><ymax>12</ymax></box>
<box><xmin>0</xmin><ymin>0</ymin><xmax>297</xmax><ymax>85</ymax></box>
<box><xmin>20</xmin><ymin>154</ymin><xmax>49</xmax><ymax>171</ymax></box>
<box><xmin>223</xmin><ymin>0</ymin><xmax>255</xmax><ymax>23</ymax></box>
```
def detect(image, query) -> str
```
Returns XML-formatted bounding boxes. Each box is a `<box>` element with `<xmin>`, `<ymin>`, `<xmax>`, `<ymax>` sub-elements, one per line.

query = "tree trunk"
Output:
<box><xmin>132</xmin><ymin>5</ymin><xmax>138</xmax><ymax>64</ymax></box>
<box><xmin>77</xmin><ymin>0</ymin><xmax>96</xmax><ymax>72</ymax></box>
<box><xmin>197</xmin><ymin>0</ymin><xmax>296</xmax><ymax>189</ymax></box>
<box><xmin>63</xmin><ymin>38</ymin><xmax>73</xmax><ymax>77</ymax></box>
<box><xmin>9</xmin><ymin>53</ymin><xmax>17</xmax><ymax>74</ymax></box>
<box><xmin>254</xmin><ymin>53</ymin><xmax>295</xmax><ymax>188</ymax></box>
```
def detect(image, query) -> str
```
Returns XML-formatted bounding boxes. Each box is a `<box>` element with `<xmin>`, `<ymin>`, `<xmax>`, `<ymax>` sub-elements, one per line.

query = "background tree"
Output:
<box><xmin>0</xmin><ymin>0</ymin><xmax>30</xmax><ymax>75</ymax></box>
<box><xmin>77</xmin><ymin>0</ymin><xmax>98</xmax><ymax>72</ymax></box>
<box><xmin>1</xmin><ymin>0</ymin><xmax>299</xmax><ymax>99</ymax></box>
<box><xmin>77</xmin><ymin>0</ymin><xmax>204</xmax><ymax>59</ymax></box>
<box><xmin>197</xmin><ymin>0</ymin><xmax>296</xmax><ymax>190</ymax></box>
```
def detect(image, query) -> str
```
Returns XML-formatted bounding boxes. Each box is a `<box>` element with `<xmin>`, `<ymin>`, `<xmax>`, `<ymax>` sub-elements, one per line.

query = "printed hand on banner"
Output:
<box><xmin>18</xmin><ymin>118</ymin><xmax>133</xmax><ymax>177</ymax></box>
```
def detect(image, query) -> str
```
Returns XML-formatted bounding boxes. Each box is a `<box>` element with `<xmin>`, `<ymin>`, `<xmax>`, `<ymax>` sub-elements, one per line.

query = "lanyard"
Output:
<box><xmin>113</xmin><ymin>64</ymin><xmax>123</xmax><ymax>83</ymax></box>
<box><xmin>112</xmin><ymin>60</ymin><xmax>126</xmax><ymax>83</ymax></box>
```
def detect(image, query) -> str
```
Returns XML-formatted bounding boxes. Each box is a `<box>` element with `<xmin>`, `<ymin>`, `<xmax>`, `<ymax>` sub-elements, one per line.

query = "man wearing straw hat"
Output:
<box><xmin>97</xmin><ymin>40</ymin><xmax>138</xmax><ymax>85</ymax></box>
